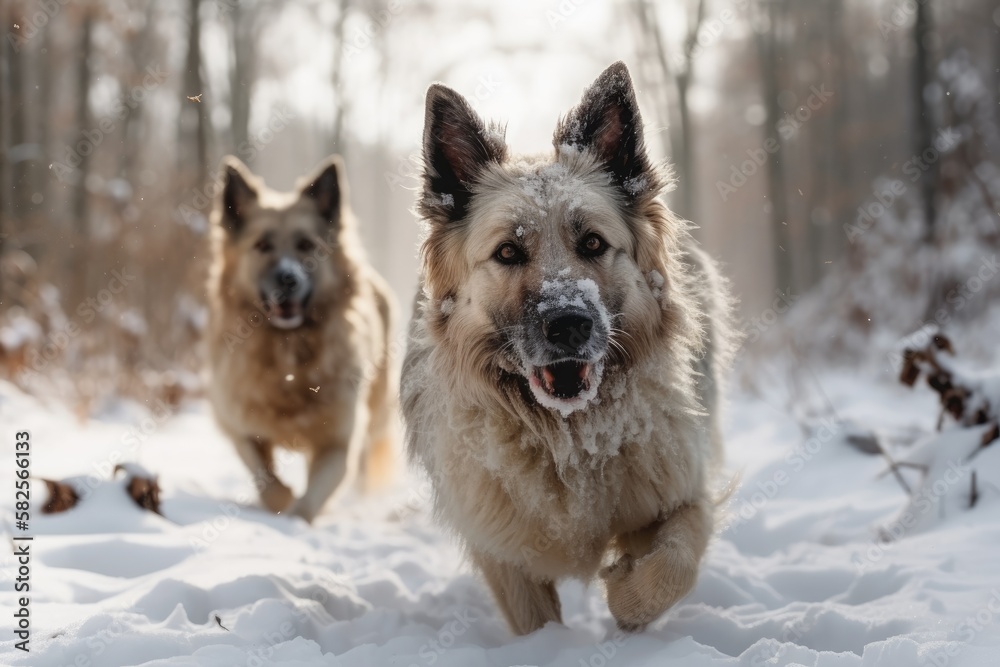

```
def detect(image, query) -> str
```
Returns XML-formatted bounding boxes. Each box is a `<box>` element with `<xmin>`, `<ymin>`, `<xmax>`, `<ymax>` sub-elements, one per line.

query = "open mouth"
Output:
<box><xmin>270</xmin><ymin>303</ymin><xmax>303</xmax><ymax>329</ymax></box>
<box><xmin>534</xmin><ymin>361</ymin><xmax>591</xmax><ymax>398</ymax></box>
<box><xmin>261</xmin><ymin>293</ymin><xmax>306</xmax><ymax>330</ymax></box>
<box><xmin>527</xmin><ymin>360</ymin><xmax>601</xmax><ymax>416</ymax></box>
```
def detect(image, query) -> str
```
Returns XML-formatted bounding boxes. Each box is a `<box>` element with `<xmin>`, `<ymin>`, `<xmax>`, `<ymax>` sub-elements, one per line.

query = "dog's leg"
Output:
<box><xmin>472</xmin><ymin>551</ymin><xmax>562</xmax><ymax>635</ymax></box>
<box><xmin>361</xmin><ymin>429</ymin><xmax>396</xmax><ymax>493</ymax></box>
<box><xmin>292</xmin><ymin>404</ymin><xmax>369</xmax><ymax>523</ymax></box>
<box><xmin>291</xmin><ymin>447</ymin><xmax>354</xmax><ymax>522</ymax></box>
<box><xmin>361</xmin><ymin>391</ymin><xmax>398</xmax><ymax>493</ymax></box>
<box><xmin>233</xmin><ymin>436</ymin><xmax>293</xmax><ymax>513</ymax></box>
<box><xmin>601</xmin><ymin>500</ymin><xmax>712</xmax><ymax>632</ymax></box>
<box><xmin>361</xmin><ymin>340</ymin><xmax>398</xmax><ymax>492</ymax></box>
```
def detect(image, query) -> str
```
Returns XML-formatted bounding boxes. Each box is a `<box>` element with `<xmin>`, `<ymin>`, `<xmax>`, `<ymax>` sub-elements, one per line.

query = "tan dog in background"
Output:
<box><xmin>402</xmin><ymin>62</ymin><xmax>735</xmax><ymax>633</ymax></box>
<box><xmin>207</xmin><ymin>156</ymin><xmax>396</xmax><ymax>522</ymax></box>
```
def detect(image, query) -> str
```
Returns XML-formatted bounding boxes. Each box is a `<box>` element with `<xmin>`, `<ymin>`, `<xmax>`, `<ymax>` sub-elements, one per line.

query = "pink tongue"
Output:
<box><xmin>542</xmin><ymin>367</ymin><xmax>556</xmax><ymax>390</ymax></box>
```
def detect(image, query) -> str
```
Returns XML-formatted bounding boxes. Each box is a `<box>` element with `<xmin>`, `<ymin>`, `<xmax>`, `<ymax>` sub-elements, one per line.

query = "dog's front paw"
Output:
<box><xmin>260</xmin><ymin>481</ymin><xmax>294</xmax><ymax>514</ymax></box>
<box><xmin>601</xmin><ymin>544</ymin><xmax>697</xmax><ymax>632</ymax></box>
<box><xmin>287</xmin><ymin>498</ymin><xmax>321</xmax><ymax>523</ymax></box>
<box><xmin>601</xmin><ymin>553</ymin><xmax>648</xmax><ymax>632</ymax></box>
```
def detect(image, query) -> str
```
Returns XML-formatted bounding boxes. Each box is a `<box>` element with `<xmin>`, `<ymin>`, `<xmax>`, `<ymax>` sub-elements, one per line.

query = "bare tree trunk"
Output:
<box><xmin>913</xmin><ymin>0</ymin><xmax>936</xmax><ymax>238</ymax></box>
<box><xmin>826</xmin><ymin>0</ymin><xmax>850</xmax><ymax>264</ymax></box>
<box><xmin>913</xmin><ymin>1</ymin><xmax>945</xmax><ymax>321</ymax></box>
<box><xmin>631</xmin><ymin>0</ymin><xmax>704</xmax><ymax>223</ymax></box>
<box><xmin>675</xmin><ymin>0</ymin><xmax>705</xmax><ymax>223</ymax></box>
<box><xmin>70</xmin><ymin>11</ymin><xmax>95</xmax><ymax>307</ymax></box>
<box><xmin>329</xmin><ymin>0</ymin><xmax>349</xmax><ymax>155</ymax></box>
<box><xmin>229</xmin><ymin>0</ymin><xmax>256</xmax><ymax>154</ymax></box>
<box><xmin>756</xmin><ymin>0</ymin><xmax>793</xmax><ymax>296</ymax></box>
<box><xmin>8</xmin><ymin>18</ymin><xmax>30</xmax><ymax>222</ymax></box>
<box><xmin>631</xmin><ymin>0</ymin><xmax>674</xmax><ymax>152</ymax></box>
<box><xmin>180</xmin><ymin>0</ymin><xmax>209</xmax><ymax>185</ymax></box>
<box><xmin>119</xmin><ymin>3</ymin><xmax>156</xmax><ymax>180</ymax></box>
<box><xmin>37</xmin><ymin>15</ymin><xmax>53</xmax><ymax>232</ymax></box>
<box><xmin>804</xmin><ymin>0</ymin><xmax>829</xmax><ymax>288</ymax></box>
<box><xmin>20</xmin><ymin>17</ymin><xmax>50</xmax><ymax>237</ymax></box>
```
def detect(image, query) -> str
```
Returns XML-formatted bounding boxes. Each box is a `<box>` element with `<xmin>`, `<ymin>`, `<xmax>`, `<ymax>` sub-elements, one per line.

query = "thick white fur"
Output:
<box><xmin>403</xmin><ymin>65</ymin><xmax>736</xmax><ymax>634</ymax></box>
<box><xmin>403</xmin><ymin>193</ymin><xmax>734</xmax><ymax>634</ymax></box>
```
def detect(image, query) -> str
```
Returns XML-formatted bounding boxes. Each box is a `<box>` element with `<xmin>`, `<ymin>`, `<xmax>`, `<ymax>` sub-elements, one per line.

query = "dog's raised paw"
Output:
<box><xmin>601</xmin><ymin>546</ymin><xmax>697</xmax><ymax>632</ymax></box>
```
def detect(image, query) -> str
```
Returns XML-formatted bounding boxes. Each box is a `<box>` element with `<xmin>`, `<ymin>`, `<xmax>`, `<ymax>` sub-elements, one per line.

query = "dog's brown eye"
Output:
<box><xmin>495</xmin><ymin>242</ymin><xmax>527</xmax><ymax>265</ymax></box>
<box><xmin>254</xmin><ymin>238</ymin><xmax>274</xmax><ymax>253</ymax></box>
<box><xmin>296</xmin><ymin>238</ymin><xmax>315</xmax><ymax>253</ymax></box>
<box><xmin>580</xmin><ymin>233</ymin><xmax>608</xmax><ymax>257</ymax></box>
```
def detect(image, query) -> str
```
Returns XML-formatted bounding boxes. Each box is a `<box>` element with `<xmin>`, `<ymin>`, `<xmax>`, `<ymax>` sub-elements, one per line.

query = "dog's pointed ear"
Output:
<box><xmin>218</xmin><ymin>156</ymin><xmax>259</xmax><ymax>234</ymax></box>
<box><xmin>553</xmin><ymin>61</ymin><xmax>657</xmax><ymax>201</ymax></box>
<box><xmin>300</xmin><ymin>156</ymin><xmax>345</xmax><ymax>226</ymax></box>
<box><xmin>421</xmin><ymin>84</ymin><xmax>507</xmax><ymax>223</ymax></box>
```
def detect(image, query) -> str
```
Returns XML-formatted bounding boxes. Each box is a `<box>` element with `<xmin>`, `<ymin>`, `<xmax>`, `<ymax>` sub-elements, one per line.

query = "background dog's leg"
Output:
<box><xmin>472</xmin><ymin>551</ymin><xmax>562</xmax><ymax>635</ymax></box>
<box><xmin>601</xmin><ymin>501</ymin><xmax>712</xmax><ymax>632</ymax></box>
<box><xmin>234</xmin><ymin>437</ymin><xmax>293</xmax><ymax>513</ymax></box>
<box><xmin>361</xmin><ymin>339</ymin><xmax>398</xmax><ymax>493</ymax></box>
<box><xmin>292</xmin><ymin>447</ymin><xmax>354</xmax><ymax>522</ymax></box>
<box><xmin>361</xmin><ymin>426</ymin><xmax>396</xmax><ymax>493</ymax></box>
<box><xmin>292</xmin><ymin>403</ymin><xmax>369</xmax><ymax>522</ymax></box>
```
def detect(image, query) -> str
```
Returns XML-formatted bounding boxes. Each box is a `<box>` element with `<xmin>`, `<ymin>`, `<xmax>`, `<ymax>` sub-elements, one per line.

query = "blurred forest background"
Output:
<box><xmin>0</xmin><ymin>0</ymin><xmax>998</xmax><ymax>412</ymax></box>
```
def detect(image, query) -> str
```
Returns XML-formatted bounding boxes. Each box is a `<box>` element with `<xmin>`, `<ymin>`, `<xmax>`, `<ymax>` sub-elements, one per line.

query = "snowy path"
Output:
<box><xmin>1</xmin><ymin>375</ymin><xmax>999</xmax><ymax>666</ymax></box>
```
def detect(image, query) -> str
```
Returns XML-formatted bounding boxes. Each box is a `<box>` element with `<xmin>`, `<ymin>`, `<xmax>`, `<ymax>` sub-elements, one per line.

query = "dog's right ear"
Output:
<box><xmin>217</xmin><ymin>156</ymin><xmax>259</xmax><ymax>234</ymax></box>
<box><xmin>300</xmin><ymin>156</ymin><xmax>345</xmax><ymax>227</ymax></box>
<box><xmin>420</xmin><ymin>84</ymin><xmax>507</xmax><ymax>224</ymax></box>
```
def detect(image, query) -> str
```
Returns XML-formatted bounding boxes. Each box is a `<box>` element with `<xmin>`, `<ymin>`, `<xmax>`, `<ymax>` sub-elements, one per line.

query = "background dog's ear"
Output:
<box><xmin>218</xmin><ymin>156</ymin><xmax>259</xmax><ymax>234</ymax></box>
<box><xmin>553</xmin><ymin>61</ymin><xmax>657</xmax><ymax>201</ymax></box>
<box><xmin>421</xmin><ymin>84</ymin><xmax>507</xmax><ymax>223</ymax></box>
<box><xmin>300</xmin><ymin>156</ymin><xmax>345</xmax><ymax>226</ymax></box>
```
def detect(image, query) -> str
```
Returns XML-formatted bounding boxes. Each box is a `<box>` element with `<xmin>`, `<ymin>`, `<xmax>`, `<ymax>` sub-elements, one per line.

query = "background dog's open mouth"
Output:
<box><xmin>534</xmin><ymin>361</ymin><xmax>591</xmax><ymax>399</ymax></box>
<box><xmin>263</xmin><ymin>297</ymin><xmax>305</xmax><ymax>329</ymax></box>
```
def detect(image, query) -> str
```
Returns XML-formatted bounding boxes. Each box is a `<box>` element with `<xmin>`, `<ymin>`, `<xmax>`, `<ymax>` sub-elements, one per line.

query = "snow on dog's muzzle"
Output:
<box><xmin>521</xmin><ymin>278</ymin><xmax>610</xmax><ymax>416</ymax></box>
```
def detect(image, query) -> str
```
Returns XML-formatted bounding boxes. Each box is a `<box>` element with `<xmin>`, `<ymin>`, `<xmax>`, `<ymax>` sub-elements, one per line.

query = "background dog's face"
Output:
<box><xmin>212</xmin><ymin>157</ymin><xmax>348</xmax><ymax>329</ymax></box>
<box><xmin>419</xmin><ymin>62</ymin><xmax>671</xmax><ymax>415</ymax></box>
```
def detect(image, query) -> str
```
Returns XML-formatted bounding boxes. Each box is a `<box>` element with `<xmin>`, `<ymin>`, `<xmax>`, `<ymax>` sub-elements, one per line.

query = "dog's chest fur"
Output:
<box><xmin>208</xmin><ymin>298</ymin><xmax>368</xmax><ymax>449</ymax></box>
<box><xmin>423</xmin><ymin>363</ymin><xmax>707</xmax><ymax>579</ymax></box>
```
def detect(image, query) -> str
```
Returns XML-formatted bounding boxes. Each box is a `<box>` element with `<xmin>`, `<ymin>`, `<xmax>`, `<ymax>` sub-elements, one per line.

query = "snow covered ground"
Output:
<box><xmin>1</xmin><ymin>371</ymin><xmax>999</xmax><ymax>667</ymax></box>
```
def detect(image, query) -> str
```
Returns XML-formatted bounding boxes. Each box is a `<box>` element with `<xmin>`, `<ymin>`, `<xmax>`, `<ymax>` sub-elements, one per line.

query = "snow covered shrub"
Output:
<box><xmin>880</xmin><ymin>334</ymin><xmax>999</xmax><ymax>537</ymax></box>
<box><xmin>767</xmin><ymin>48</ymin><xmax>1000</xmax><ymax>368</ymax></box>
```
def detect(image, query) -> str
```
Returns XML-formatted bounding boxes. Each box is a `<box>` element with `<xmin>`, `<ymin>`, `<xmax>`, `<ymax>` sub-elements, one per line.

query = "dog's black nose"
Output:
<box><xmin>275</xmin><ymin>268</ymin><xmax>299</xmax><ymax>290</ymax></box>
<box><xmin>544</xmin><ymin>313</ymin><xmax>593</xmax><ymax>353</ymax></box>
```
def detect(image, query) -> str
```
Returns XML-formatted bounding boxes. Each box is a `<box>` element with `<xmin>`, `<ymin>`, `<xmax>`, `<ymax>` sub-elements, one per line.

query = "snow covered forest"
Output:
<box><xmin>1</xmin><ymin>0</ymin><xmax>1000</xmax><ymax>665</ymax></box>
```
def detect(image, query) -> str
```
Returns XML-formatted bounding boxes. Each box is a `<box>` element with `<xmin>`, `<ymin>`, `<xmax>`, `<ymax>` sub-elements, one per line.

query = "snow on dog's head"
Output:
<box><xmin>417</xmin><ymin>61</ymin><xmax>678</xmax><ymax>416</ymax></box>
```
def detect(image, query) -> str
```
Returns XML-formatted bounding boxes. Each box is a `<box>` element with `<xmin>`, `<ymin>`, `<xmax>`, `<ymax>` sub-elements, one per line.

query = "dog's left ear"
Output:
<box><xmin>553</xmin><ymin>61</ymin><xmax>656</xmax><ymax>201</ymax></box>
<box><xmin>300</xmin><ymin>156</ymin><xmax>345</xmax><ymax>225</ymax></box>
